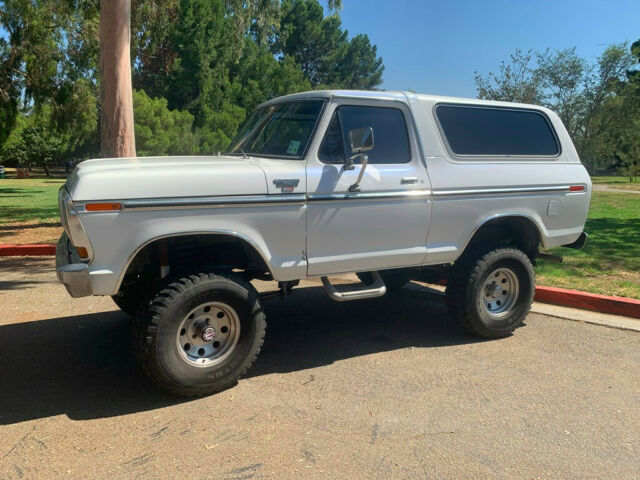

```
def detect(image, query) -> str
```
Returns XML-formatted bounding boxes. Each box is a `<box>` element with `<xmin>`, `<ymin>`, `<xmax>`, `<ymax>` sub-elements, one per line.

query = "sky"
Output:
<box><xmin>336</xmin><ymin>0</ymin><xmax>640</xmax><ymax>98</ymax></box>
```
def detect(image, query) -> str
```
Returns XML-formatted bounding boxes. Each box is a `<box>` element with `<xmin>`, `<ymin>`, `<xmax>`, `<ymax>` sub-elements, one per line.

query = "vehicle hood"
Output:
<box><xmin>67</xmin><ymin>155</ymin><xmax>269</xmax><ymax>201</ymax></box>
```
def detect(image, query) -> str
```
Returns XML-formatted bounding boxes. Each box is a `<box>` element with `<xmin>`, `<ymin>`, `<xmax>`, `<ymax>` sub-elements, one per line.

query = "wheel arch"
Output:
<box><xmin>460</xmin><ymin>213</ymin><xmax>545</xmax><ymax>260</ymax></box>
<box><xmin>115</xmin><ymin>230</ymin><xmax>275</xmax><ymax>292</ymax></box>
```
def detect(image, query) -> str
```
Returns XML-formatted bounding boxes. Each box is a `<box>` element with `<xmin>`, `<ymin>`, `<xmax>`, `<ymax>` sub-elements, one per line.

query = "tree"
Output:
<box><xmin>535</xmin><ymin>48</ymin><xmax>585</xmax><ymax>139</ymax></box>
<box><xmin>0</xmin><ymin>1</ymin><xmax>100</xmax><ymax>149</ymax></box>
<box><xmin>2</xmin><ymin>0</ymin><xmax>386</xmax><ymax>159</ymax></box>
<box><xmin>131</xmin><ymin>0</ymin><xmax>179</xmax><ymax>99</ymax></box>
<box><xmin>100</xmin><ymin>0</ymin><xmax>136</xmax><ymax>157</ymax></box>
<box><xmin>0</xmin><ymin>107</ymin><xmax>63</xmax><ymax>174</ymax></box>
<box><xmin>332</xmin><ymin>34</ymin><xmax>383</xmax><ymax>89</ymax></box>
<box><xmin>275</xmin><ymin>0</ymin><xmax>383</xmax><ymax>89</ymax></box>
<box><xmin>616</xmin><ymin>121</ymin><xmax>640</xmax><ymax>181</ymax></box>
<box><xmin>577</xmin><ymin>44</ymin><xmax>634</xmax><ymax>171</ymax></box>
<box><xmin>133</xmin><ymin>89</ymin><xmax>199</xmax><ymax>156</ymax></box>
<box><xmin>595</xmin><ymin>41</ymin><xmax>640</xmax><ymax>180</ymax></box>
<box><xmin>276</xmin><ymin>0</ymin><xmax>347</xmax><ymax>87</ymax></box>
<box><xmin>474</xmin><ymin>50</ymin><xmax>544</xmax><ymax>104</ymax></box>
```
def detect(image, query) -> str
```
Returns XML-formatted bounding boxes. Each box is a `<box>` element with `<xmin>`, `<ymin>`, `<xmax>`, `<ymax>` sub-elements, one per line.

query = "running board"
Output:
<box><xmin>321</xmin><ymin>272</ymin><xmax>387</xmax><ymax>302</ymax></box>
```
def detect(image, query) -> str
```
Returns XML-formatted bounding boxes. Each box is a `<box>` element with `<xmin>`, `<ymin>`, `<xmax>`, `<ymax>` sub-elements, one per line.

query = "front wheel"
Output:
<box><xmin>446</xmin><ymin>246</ymin><xmax>535</xmax><ymax>338</ymax></box>
<box><xmin>134</xmin><ymin>272</ymin><xmax>266</xmax><ymax>397</ymax></box>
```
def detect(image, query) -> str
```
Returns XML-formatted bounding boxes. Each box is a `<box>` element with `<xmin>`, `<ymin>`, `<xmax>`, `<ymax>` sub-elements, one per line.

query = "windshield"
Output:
<box><xmin>227</xmin><ymin>100</ymin><xmax>325</xmax><ymax>158</ymax></box>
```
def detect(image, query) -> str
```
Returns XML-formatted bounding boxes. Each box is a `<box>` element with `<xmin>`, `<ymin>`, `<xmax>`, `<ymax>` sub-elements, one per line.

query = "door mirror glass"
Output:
<box><xmin>348</xmin><ymin>127</ymin><xmax>374</xmax><ymax>153</ymax></box>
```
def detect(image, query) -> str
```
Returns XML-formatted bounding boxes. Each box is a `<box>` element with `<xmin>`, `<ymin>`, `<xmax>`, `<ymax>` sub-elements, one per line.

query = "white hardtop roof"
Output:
<box><xmin>257</xmin><ymin>89</ymin><xmax>547</xmax><ymax>113</ymax></box>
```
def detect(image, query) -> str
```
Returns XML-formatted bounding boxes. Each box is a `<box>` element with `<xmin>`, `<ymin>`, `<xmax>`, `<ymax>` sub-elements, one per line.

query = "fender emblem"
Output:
<box><xmin>273</xmin><ymin>179</ymin><xmax>300</xmax><ymax>193</ymax></box>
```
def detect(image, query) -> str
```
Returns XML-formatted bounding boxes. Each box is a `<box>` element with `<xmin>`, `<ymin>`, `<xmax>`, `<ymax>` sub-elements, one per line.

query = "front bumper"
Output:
<box><xmin>56</xmin><ymin>233</ymin><xmax>93</xmax><ymax>298</ymax></box>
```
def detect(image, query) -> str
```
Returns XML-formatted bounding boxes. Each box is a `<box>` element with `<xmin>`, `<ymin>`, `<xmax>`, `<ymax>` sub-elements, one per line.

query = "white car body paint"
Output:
<box><xmin>59</xmin><ymin>90</ymin><xmax>591</xmax><ymax>297</ymax></box>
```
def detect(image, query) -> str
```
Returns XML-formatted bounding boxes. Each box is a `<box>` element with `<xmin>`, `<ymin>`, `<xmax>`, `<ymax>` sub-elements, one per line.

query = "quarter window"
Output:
<box><xmin>436</xmin><ymin>104</ymin><xmax>559</xmax><ymax>157</ymax></box>
<box><xmin>319</xmin><ymin>105</ymin><xmax>411</xmax><ymax>164</ymax></box>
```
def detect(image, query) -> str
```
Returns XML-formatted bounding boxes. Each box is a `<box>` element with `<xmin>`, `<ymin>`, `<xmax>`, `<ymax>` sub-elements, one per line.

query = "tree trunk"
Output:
<box><xmin>99</xmin><ymin>0</ymin><xmax>136</xmax><ymax>158</ymax></box>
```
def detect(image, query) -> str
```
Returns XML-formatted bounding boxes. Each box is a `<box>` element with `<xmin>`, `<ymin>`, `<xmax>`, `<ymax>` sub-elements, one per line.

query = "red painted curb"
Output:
<box><xmin>0</xmin><ymin>244</ymin><xmax>56</xmax><ymax>256</ymax></box>
<box><xmin>535</xmin><ymin>286</ymin><xmax>640</xmax><ymax>319</ymax></box>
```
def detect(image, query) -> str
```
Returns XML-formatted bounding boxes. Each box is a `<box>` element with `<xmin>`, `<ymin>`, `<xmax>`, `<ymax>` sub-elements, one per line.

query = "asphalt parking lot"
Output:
<box><xmin>1</xmin><ymin>257</ymin><xmax>639</xmax><ymax>479</ymax></box>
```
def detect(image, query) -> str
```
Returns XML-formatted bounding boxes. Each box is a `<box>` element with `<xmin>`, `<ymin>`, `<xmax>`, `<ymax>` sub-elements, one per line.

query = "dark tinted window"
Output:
<box><xmin>436</xmin><ymin>105</ymin><xmax>559</xmax><ymax>156</ymax></box>
<box><xmin>319</xmin><ymin>105</ymin><xmax>411</xmax><ymax>164</ymax></box>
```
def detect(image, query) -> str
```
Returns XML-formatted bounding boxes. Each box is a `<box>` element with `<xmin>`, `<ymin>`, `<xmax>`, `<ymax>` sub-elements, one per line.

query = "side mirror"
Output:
<box><xmin>348</xmin><ymin>127</ymin><xmax>374</xmax><ymax>153</ymax></box>
<box><xmin>343</xmin><ymin>127</ymin><xmax>374</xmax><ymax>171</ymax></box>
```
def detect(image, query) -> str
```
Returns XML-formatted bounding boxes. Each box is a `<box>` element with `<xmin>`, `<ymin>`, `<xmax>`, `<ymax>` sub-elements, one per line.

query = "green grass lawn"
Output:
<box><xmin>536</xmin><ymin>191</ymin><xmax>640</xmax><ymax>299</ymax></box>
<box><xmin>1</xmin><ymin>177</ymin><xmax>638</xmax><ymax>298</ymax></box>
<box><xmin>591</xmin><ymin>176</ymin><xmax>640</xmax><ymax>191</ymax></box>
<box><xmin>0</xmin><ymin>178</ymin><xmax>65</xmax><ymax>225</ymax></box>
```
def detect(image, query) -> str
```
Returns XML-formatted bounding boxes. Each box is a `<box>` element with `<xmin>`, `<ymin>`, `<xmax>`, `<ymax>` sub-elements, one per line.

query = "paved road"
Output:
<box><xmin>1</xmin><ymin>258</ymin><xmax>639</xmax><ymax>479</ymax></box>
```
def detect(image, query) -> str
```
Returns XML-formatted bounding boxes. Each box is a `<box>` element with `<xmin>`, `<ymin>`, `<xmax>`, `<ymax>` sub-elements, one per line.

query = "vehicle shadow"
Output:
<box><xmin>0</xmin><ymin>283</ymin><xmax>478</xmax><ymax>425</ymax></box>
<box><xmin>0</xmin><ymin>258</ymin><xmax>59</xmax><ymax>291</ymax></box>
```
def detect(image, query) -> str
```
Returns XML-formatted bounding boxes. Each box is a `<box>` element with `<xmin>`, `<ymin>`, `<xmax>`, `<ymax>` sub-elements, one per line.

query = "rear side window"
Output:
<box><xmin>319</xmin><ymin>105</ymin><xmax>411</xmax><ymax>164</ymax></box>
<box><xmin>436</xmin><ymin>104</ymin><xmax>559</xmax><ymax>157</ymax></box>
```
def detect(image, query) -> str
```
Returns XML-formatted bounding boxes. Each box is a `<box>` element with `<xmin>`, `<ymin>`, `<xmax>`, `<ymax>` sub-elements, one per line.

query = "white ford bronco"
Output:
<box><xmin>57</xmin><ymin>90</ymin><xmax>591</xmax><ymax>396</ymax></box>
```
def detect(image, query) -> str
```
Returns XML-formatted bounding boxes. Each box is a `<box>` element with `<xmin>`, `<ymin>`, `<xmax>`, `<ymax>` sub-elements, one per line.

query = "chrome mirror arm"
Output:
<box><xmin>348</xmin><ymin>154</ymin><xmax>368</xmax><ymax>193</ymax></box>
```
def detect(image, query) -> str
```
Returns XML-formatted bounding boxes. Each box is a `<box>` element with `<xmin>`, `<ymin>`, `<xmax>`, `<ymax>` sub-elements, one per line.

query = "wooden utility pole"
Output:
<box><xmin>99</xmin><ymin>0</ymin><xmax>136</xmax><ymax>158</ymax></box>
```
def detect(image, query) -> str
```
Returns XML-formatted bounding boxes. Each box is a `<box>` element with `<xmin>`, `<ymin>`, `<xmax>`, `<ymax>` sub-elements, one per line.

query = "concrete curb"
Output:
<box><xmin>531</xmin><ymin>302</ymin><xmax>640</xmax><ymax>333</ymax></box>
<box><xmin>534</xmin><ymin>286</ymin><xmax>640</xmax><ymax>319</ymax></box>
<box><xmin>0</xmin><ymin>244</ymin><xmax>56</xmax><ymax>256</ymax></box>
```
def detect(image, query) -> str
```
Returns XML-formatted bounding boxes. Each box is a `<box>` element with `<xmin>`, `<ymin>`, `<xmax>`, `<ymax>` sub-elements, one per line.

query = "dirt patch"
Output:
<box><xmin>0</xmin><ymin>221</ymin><xmax>62</xmax><ymax>245</ymax></box>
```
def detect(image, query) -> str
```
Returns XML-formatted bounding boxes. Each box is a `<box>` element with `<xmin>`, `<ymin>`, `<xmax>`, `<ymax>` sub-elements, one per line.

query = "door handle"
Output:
<box><xmin>401</xmin><ymin>177</ymin><xmax>419</xmax><ymax>185</ymax></box>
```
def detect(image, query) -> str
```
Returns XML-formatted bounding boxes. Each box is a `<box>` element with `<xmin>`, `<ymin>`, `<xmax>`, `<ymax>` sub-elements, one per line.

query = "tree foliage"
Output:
<box><xmin>0</xmin><ymin>0</ymin><xmax>385</xmax><ymax>159</ymax></box>
<box><xmin>275</xmin><ymin>0</ymin><xmax>382</xmax><ymax>89</ymax></box>
<box><xmin>0</xmin><ymin>106</ymin><xmax>63</xmax><ymax>173</ymax></box>
<box><xmin>133</xmin><ymin>89</ymin><xmax>199</xmax><ymax>156</ymax></box>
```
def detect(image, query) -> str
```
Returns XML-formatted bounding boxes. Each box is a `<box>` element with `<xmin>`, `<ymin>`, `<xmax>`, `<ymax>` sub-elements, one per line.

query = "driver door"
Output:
<box><xmin>305</xmin><ymin>99</ymin><xmax>432</xmax><ymax>276</ymax></box>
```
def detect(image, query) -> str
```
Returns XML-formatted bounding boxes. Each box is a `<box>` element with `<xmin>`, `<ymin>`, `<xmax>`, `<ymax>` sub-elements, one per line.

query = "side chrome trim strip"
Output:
<box><xmin>82</xmin><ymin>190</ymin><xmax>432</xmax><ymax>212</ymax></box>
<box><xmin>432</xmin><ymin>185</ymin><xmax>572</xmax><ymax>197</ymax></box>
<box><xmin>78</xmin><ymin>184</ymin><xmax>578</xmax><ymax>213</ymax></box>
<box><xmin>120</xmin><ymin>194</ymin><xmax>306</xmax><ymax>211</ymax></box>
<box><xmin>307</xmin><ymin>190</ymin><xmax>431</xmax><ymax>202</ymax></box>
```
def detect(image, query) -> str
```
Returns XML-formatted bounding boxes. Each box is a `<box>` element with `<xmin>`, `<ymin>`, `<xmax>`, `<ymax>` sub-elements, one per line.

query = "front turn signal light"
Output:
<box><xmin>75</xmin><ymin>246</ymin><xmax>89</xmax><ymax>258</ymax></box>
<box><xmin>85</xmin><ymin>202</ymin><xmax>122</xmax><ymax>212</ymax></box>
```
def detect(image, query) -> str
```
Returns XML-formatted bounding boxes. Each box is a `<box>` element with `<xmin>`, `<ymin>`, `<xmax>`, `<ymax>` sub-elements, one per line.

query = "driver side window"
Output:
<box><xmin>318</xmin><ymin>105</ymin><xmax>411</xmax><ymax>165</ymax></box>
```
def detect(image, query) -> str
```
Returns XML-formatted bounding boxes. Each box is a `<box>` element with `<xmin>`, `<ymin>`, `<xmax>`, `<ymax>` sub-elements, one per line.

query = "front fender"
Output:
<box><xmin>77</xmin><ymin>204</ymin><xmax>306</xmax><ymax>295</ymax></box>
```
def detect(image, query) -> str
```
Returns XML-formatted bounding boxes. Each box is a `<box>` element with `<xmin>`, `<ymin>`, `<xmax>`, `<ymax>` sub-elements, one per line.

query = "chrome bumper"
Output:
<box><xmin>56</xmin><ymin>233</ymin><xmax>93</xmax><ymax>298</ymax></box>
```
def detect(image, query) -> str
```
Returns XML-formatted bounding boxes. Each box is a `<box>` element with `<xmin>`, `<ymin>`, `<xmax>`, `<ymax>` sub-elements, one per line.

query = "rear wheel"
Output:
<box><xmin>446</xmin><ymin>246</ymin><xmax>534</xmax><ymax>338</ymax></box>
<box><xmin>134</xmin><ymin>272</ymin><xmax>266</xmax><ymax>396</ymax></box>
<box><xmin>356</xmin><ymin>269</ymin><xmax>411</xmax><ymax>293</ymax></box>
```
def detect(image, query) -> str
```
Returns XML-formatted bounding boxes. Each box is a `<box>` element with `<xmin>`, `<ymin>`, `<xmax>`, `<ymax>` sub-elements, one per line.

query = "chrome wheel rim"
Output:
<box><xmin>481</xmin><ymin>267</ymin><xmax>519</xmax><ymax>318</ymax></box>
<box><xmin>176</xmin><ymin>301</ymin><xmax>240</xmax><ymax>367</ymax></box>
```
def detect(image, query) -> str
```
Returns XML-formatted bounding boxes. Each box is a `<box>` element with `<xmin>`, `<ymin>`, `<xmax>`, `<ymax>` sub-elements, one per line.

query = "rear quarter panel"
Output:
<box><xmin>406</xmin><ymin>94</ymin><xmax>591</xmax><ymax>264</ymax></box>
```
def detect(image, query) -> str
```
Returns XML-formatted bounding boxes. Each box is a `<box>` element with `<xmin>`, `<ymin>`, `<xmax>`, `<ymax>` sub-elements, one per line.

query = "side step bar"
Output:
<box><xmin>321</xmin><ymin>272</ymin><xmax>387</xmax><ymax>302</ymax></box>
